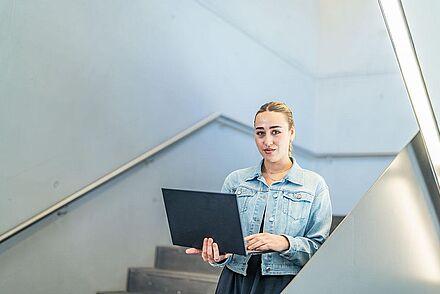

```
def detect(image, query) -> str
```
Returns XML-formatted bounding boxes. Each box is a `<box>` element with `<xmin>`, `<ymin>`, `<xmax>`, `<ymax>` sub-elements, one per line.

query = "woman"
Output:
<box><xmin>186</xmin><ymin>101</ymin><xmax>332</xmax><ymax>293</ymax></box>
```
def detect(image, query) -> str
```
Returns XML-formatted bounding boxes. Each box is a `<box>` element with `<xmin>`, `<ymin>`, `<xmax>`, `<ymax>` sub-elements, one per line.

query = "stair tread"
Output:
<box><xmin>128</xmin><ymin>267</ymin><xmax>218</xmax><ymax>293</ymax></box>
<box><xmin>98</xmin><ymin>292</ymin><xmax>164</xmax><ymax>294</ymax></box>
<box><xmin>154</xmin><ymin>246</ymin><xmax>222</xmax><ymax>275</ymax></box>
<box><xmin>129</xmin><ymin>267</ymin><xmax>219</xmax><ymax>282</ymax></box>
<box><xmin>97</xmin><ymin>292</ymin><xmax>146</xmax><ymax>294</ymax></box>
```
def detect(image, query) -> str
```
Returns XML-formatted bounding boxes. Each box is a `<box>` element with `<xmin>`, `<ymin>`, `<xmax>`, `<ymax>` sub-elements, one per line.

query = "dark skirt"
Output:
<box><xmin>215</xmin><ymin>254</ymin><xmax>295</xmax><ymax>294</ymax></box>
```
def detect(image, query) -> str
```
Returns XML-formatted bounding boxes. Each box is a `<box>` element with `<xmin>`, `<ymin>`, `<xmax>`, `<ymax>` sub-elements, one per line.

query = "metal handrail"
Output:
<box><xmin>0</xmin><ymin>112</ymin><xmax>222</xmax><ymax>244</ymax></box>
<box><xmin>216</xmin><ymin>115</ymin><xmax>397</xmax><ymax>158</ymax></box>
<box><xmin>0</xmin><ymin>112</ymin><xmax>397</xmax><ymax>244</ymax></box>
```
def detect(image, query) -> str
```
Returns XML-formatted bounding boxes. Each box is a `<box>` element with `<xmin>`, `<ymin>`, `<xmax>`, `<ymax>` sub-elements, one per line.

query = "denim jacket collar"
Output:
<box><xmin>244</xmin><ymin>157</ymin><xmax>304</xmax><ymax>186</ymax></box>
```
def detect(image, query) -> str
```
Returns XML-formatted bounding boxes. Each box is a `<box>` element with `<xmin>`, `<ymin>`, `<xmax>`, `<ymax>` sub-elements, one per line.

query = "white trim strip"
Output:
<box><xmin>379</xmin><ymin>0</ymin><xmax>440</xmax><ymax>182</ymax></box>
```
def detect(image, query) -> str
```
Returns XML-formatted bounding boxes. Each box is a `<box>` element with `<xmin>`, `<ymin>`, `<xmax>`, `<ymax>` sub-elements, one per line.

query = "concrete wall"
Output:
<box><xmin>0</xmin><ymin>122</ymin><xmax>260</xmax><ymax>293</ymax></box>
<box><xmin>0</xmin><ymin>0</ymin><xmax>316</xmax><ymax>235</ymax></box>
<box><xmin>0</xmin><ymin>0</ymin><xmax>430</xmax><ymax>292</ymax></box>
<box><xmin>284</xmin><ymin>132</ymin><xmax>440</xmax><ymax>293</ymax></box>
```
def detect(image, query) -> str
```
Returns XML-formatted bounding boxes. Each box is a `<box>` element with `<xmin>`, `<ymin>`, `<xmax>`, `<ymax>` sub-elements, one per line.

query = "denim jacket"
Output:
<box><xmin>210</xmin><ymin>157</ymin><xmax>332</xmax><ymax>276</ymax></box>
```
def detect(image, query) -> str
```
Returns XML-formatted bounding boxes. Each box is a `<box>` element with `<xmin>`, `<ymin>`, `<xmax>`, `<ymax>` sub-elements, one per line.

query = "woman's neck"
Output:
<box><xmin>263</xmin><ymin>157</ymin><xmax>293</xmax><ymax>174</ymax></box>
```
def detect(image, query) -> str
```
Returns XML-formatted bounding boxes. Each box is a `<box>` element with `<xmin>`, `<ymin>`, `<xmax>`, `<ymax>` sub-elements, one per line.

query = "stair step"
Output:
<box><xmin>127</xmin><ymin>267</ymin><xmax>219</xmax><ymax>294</ymax></box>
<box><xmin>154</xmin><ymin>246</ymin><xmax>222</xmax><ymax>275</ymax></box>
<box><xmin>97</xmin><ymin>292</ymin><xmax>146</xmax><ymax>294</ymax></box>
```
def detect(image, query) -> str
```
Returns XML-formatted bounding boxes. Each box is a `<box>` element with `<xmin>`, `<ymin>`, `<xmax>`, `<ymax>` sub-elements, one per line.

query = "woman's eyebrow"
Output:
<box><xmin>255</xmin><ymin>126</ymin><xmax>282</xmax><ymax>130</ymax></box>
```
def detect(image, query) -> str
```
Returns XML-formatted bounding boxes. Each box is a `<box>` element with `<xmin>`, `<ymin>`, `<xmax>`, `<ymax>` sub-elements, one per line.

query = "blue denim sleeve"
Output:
<box><xmin>279</xmin><ymin>181</ymin><xmax>332</xmax><ymax>266</ymax></box>
<box><xmin>209</xmin><ymin>172</ymin><xmax>235</xmax><ymax>267</ymax></box>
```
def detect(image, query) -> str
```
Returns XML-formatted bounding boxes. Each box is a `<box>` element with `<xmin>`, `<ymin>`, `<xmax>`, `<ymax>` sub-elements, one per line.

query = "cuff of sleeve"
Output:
<box><xmin>209</xmin><ymin>254</ymin><xmax>232</xmax><ymax>267</ymax></box>
<box><xmin>279</xmin><ymin>234</ymin><xmax>297</xmax><ymax>259</ymax></box>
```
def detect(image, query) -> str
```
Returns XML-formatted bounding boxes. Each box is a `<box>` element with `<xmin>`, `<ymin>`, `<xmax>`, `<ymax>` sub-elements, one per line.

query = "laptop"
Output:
<box><xmin>161</xmin><ymin>188</ymin><xmax>271</xmax><ymax>256</ymax></box>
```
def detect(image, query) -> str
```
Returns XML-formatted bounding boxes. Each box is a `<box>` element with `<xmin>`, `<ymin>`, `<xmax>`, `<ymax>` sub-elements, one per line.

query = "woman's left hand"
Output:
<box><xmin>245</xmin><ymin>233</ymin><xmax>290</xmax><ymax>252</ymax></box>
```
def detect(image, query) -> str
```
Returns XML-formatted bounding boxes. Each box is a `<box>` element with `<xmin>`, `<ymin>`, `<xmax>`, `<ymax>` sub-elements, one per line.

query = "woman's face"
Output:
<box><xmin>254</xmin><ymin>111</ymin><xmax>295</xmax><ymax>163</ymax></box>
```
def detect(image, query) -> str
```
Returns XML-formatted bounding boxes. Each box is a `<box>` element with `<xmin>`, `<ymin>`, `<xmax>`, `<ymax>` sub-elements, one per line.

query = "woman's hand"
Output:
<box><xmin>245</xmin><ymin>233</ymin><xmax>290</xmax><ymax>252</ymax></box>
<box><xmin>185</xmin><ymin>237</ymin><xmax>232</xmax><ymax>263</ymax></box>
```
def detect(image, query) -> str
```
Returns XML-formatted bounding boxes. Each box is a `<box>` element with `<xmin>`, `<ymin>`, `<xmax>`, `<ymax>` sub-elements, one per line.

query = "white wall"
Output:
<box><xmin>0</xmin><ymin>122</ymin><xmax>260</xmax><ymax>294</ymax></box>
<box><xmin>1</xmin><ymin>0</ymin><xmax>419</xmax><ymax>233</ymax></box>
<box><xmin>195</xmin><ymin>0</ymin><xmax>420</xmax><ymax>215</ymax></box>
<box><xmin>0</xmin><ymin>0</ymin><xmax>430</xmax><ymax>292</ymax></box>
<box><xmin>315</xmin><ymin>0</ymin><xmax>417</xmax><ymax>152</ymax></box>
<box><xmin>310</xmin><ymin>0</ymin><xmax>417</xmax><ymax>214</ymax></box>
<box><xmin>0</xmin><ymin>0</ymin><xmax>316</xmax><ymax>235</ymax></box>
<box><xmin>284</xmin><ymin>132</ymin><xmax>440</xmax><ymax>294</ymax></box>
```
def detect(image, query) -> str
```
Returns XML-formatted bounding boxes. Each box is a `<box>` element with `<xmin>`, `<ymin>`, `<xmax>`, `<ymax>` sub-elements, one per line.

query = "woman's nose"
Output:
<box><xmin>264</xmin><ymin>138</ymin><xmax>273</xmax><ymax>147</ymax></box>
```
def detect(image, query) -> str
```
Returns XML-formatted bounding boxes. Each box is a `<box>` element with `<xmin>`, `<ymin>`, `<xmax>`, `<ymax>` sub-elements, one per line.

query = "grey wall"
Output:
<box><xmin>0</xmin><ymin>122</ymin><xmax>260</xmax><ymax>293</ymax></box>
<box><xmin>0</xmin><ymin>0</ymin><xmax>316</xmax><ymax>236</ymax></box>
<box><xmin>0</xmin><ymin>0</ymin><xmax>430</xmax><ymax>292</ymax></box>
<box><xmin>0</xmin><ymin>1</ymin><xmax>416</xmax><ymax>236</ymax></box>
<box><xmin>310</xmin><ymin>0</ymin><xmax>417</xmax><ymax>212</ymax></box>
<box><xmin>284</xmin><ymin>132</ymin><xmax>440</xmax><ymax>294</ymax></box>
<box><xmin>284</xmin><ymin>1</ymin><xmax>440</xmax><ymax>292</ymax></box>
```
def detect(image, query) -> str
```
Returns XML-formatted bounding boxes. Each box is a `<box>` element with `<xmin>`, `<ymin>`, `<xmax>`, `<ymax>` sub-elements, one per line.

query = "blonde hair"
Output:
<box><xmin>254</xmin><ymin>101</ymin><xmax>295</xmax><ymax>157</ymax></box>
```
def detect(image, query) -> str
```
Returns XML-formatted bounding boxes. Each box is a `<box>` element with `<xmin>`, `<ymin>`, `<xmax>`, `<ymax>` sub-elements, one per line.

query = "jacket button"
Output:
<box><xmin>237</xmin><ymin>190</ymin><xmax>242</xmax><ymax>195</ymax></box>
<box><xmin>269</xmin><ymin>216</ymin><xmax>274</xmax><ymax>222</ymax></box>
<box><xmin>295</xmin><ymin>194</ymin><xmax>302</xmax><ymax>199</ymax></box>
<box><xmin>266</xmin><ymin>267</ymin><xmax>271</xmax><ymax>271</ymax></box>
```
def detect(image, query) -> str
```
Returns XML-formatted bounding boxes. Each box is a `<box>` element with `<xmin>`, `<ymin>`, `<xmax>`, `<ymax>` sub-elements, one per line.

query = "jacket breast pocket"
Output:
<box><xmin>235</xmin><ymin>186</ymin><xmax>257</xmax><ymax>212</ymax></box>
<box><xmin>281</xmin><ymin>191</ymin><xmax>313</xmax><ymax>221</ymax></box>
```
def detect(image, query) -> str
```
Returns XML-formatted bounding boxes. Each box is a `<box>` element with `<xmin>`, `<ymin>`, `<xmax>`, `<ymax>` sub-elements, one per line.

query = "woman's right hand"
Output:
<box><xmin>185</xmin><ymin>237</ymin><xmax>232</xmax><ymax>263</ymax></box>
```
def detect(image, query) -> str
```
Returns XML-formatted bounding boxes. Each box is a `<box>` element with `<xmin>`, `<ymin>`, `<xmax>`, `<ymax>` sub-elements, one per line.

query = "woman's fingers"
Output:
<box><xmin>253</xmin><ymin>243</ymin><xmax>269</xmax><ymax>251</ymax></box>
<box><xmin>212</xmin><ymin>242</ymin><xmax>220</xmax><ymax>261</ymax></box>
<box><xmin>245</xmin><ymin>233</ymin><xmax>265</xmax><ymax>246</ymax></box>
<box><xmin>246</xmin><ymin>233</ymin><xmax>288</xmax><ymax>252</ymax></box>
<box><xmin>185</xmin><ymin>248</ymin><xmax>202</xmax><ymax>254</ymax></box>
<box><xmin>201</xmin><ymin>237</ymin><xmax>209</xmax><ymax>261</ymax></box>
<box><xmin>245</xmin><ymin>233</ymin><xmax>278</xmax><ymax>251</ymax></box>
<box><xmin>213</xmin><ymin>242</ymin><xmax>230</xmax><ymax>262</ymax></box>
<box><xmin>247</xmin><ymin>239</ymin><xmax>265</xmax><ymax>251</ymax></box>
<box><xmin>246</xmin><ymin>237</ymin><xmax>260</xmax><ymax>248</ymax></box>
<box><xmin>245</xmin><ymin>233</ymin><xmax>265</xmax><ymax>248</ymax></box>
<box><xmin>244</xmin><ymin>233</ymin><xmax>260</xmax><ymax>242</ymax></box>
<box><xmin>207</xmin><ymin>238</ymin><xmax>214</xmax><ymax>262</ymax></box>
<box><xmin>199</xmin><ymin>238</ymin><xmax>231</xmax><ymax>263</ymax></box>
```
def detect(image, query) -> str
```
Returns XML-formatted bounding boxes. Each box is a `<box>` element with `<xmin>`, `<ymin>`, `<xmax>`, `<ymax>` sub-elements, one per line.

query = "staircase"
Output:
<box><xmin>98</xmin><ymin>215</ymin><xmax>345</xmax><ymax>294</ymax></box>
<box><xmin>97</xmin><ymin>245</ymin><xmax>221</xmax><ymax>294</ymax></box>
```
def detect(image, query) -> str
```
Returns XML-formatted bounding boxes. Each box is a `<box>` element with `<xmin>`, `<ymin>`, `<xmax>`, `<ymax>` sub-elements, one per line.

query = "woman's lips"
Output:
<box><xmin>264</xmin><ymin>149</ymin><xmax>275</xmax><ymax>154</ymax></box>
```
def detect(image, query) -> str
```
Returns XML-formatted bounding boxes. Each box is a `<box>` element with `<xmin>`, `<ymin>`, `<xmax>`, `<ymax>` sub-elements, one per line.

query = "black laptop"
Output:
<box><xmin>161</xmin><ymin>188</ymin><xmax>248</xmax><ymax>256</ymax></box>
